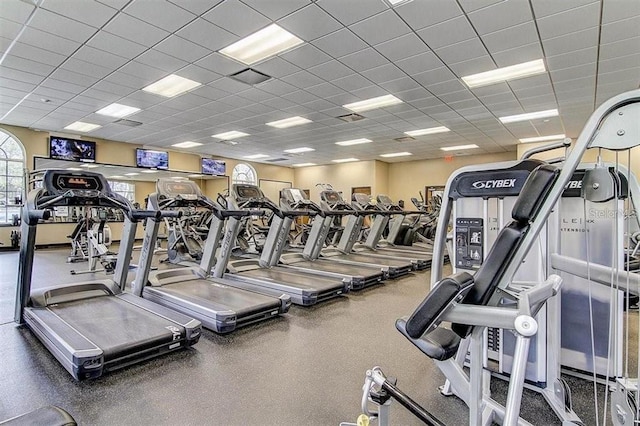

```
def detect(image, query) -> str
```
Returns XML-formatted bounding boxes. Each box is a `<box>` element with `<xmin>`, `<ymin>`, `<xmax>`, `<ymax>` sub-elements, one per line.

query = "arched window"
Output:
<box><xmin>232</xmin><ymin>163</ymin><xmax>257</xmax><ymax>185</ymax></box>
<box><xmin>0</xmin><ymin>129</ymin><xmax>26</xmax><ymax>224</ymax></box>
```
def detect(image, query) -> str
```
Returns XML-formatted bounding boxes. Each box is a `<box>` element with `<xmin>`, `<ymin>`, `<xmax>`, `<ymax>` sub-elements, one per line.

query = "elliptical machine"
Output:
<box><xmin>163</xmin><ymin>205</ymin><xmax>206</xmax><ymax>265</ymax></box>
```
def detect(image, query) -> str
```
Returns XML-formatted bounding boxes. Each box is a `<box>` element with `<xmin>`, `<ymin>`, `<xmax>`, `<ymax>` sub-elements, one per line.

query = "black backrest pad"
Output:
<box><xmin>511</xmin><ymin>164</ymin><xmax>560</xmax><ymax>222</ymax></box>
<box><xmin>452</xmin><ymin>164</ymin><xmax>559</xmax><ymax>338</ymax></box>
<box><xmin>405</xmin><ymin>272</ymin><xmax>474</xmax><ymax>339</ymax></box>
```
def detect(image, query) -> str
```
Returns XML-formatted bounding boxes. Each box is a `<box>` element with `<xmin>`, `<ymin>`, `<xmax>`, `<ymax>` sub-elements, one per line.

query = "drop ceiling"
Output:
<box><xmin>0</xmin><ymin>0</ymin><xmax>638</xmax><ymax>166</ymax></box>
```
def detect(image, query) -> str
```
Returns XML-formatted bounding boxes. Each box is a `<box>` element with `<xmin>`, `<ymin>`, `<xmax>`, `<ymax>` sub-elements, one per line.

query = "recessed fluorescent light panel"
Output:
<box><xmin>499</xmin><ymin>109</ymin><xmax>559</xmax><ymax>124</ymax></box>
<box><xmin>343</xmin><ymin>94</ymin><xmax>403</xmax><ymax>113</ymax></box>
<box><xmin>64</xmin><ymin>121</ymin><xmax>101</xmax><ymax>132</ymax></box>
<box><xmin>212</xmin><ymin>131</ymin><xmax>249</xmax><ymax>140</ymax></box>
<box><xmin>462</xmin><ymin>59</ymin><xmax>546</xmax><ymax>88</ymax></box>
<box><xmin>220</xmin><ymin>24</ymin><xmax>303</xmax><ymax>65</ymax></box>
<box><xmin>293</xmin><ymin>163</ymin><xmax>317</xmax><ymax>167</ymax></box>
<box><xmin>266</xmin><ymin>116</ymin><xmax>312</xmax><ymax>129</ymax></box>
<box><xmin>441</xmin><ymin>144</ymin><xmax>479</xmax><ymax>151</ymax></box>
<box><xmin>335</xmin><ymin>138</ymin><xmax>372</xmax><ymax>146</ymax></box>
<box><xmin>189</xmin><ymin>174</ymin><xmax>203</xmax><ymax>178</ymax></box>
<box><xmin>141</xmin><ymin>170</ymin><xmax>158</xmax><ymax>173</ymax></box>
<box><xmin>244</xmin><ymin>154</ymin><xmax>269</xmax><ymax>159</ymax></box>
<box><xmin>125</xmin><ymin>172</ymin><xmax>139</xmax><ymax>176</ymax></box>
<box><xmin>404</xmin><ymin>126</ymin><xmax>450</xmax><ymax>137</ymax></box>
<box><xmin>66</xmin><ymin>167</ymin><xmax>82</xmax><ymax>171</ymax></box>
<box><xmin>96</xmin><ymin>103</ymin><xmax>140</xmax><ymax>118</ymax></box>
<box><xmin>332</xmin><ymin>158</ymin><xmax>359</xmax><ymax>163</ymax></box>
<box><xmin>172</xmin><ymin>141</ymin><xmax>202</xmax><ymax>148</ymax></box>
<box><xmin>380</xmin><ymin>152</ymin><xmax>412</xmax><ymax>158</ymax></box>
<box><xmin>143</xmin><ymin>74</ymin><xmax>201</xmax><ymax>97</ymax></box>
<box><xmin>388</xmin><ymin>0</ymin><xmax>412</xmax><ymax>4</ymax></box>
<box><xmin>519</xmin><ymin>134</ymin><xmax>566</xmax><ymax>143</ymax></box>
<box><xmin>284</xmin><ymin>147</ymin><xmax>315</xmax><ymax>154</ymax></box>
<box><xmin>80</xmin><ymin>164</ymin><xmax>99</xmax><ymax>168</ymax></box>
<box><xmin>109</xmin><ymin>175</ymin><xmax>123</xmax><ymax>179</ymax></box>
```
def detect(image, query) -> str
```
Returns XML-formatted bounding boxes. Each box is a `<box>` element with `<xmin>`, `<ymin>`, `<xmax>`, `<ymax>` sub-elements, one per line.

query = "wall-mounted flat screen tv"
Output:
<box><xmin>136</xmin><ymin>148</ymin><xmax>169</xmax><ymax>170</ymax></box>
<box><xmin>49</xmin><ymin>137</ymin><xmax>96</xmax><ymax>162</ymax></box>
<box><xmin>202</xmin><ymin>158</ymin><xmax>226</xmax><ymax>176</ymax></box>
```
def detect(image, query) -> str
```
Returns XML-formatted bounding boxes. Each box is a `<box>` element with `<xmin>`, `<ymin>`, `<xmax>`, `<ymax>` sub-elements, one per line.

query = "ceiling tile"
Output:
<box><xmin>136</xmin><ymin>49</ymin><xmax>188</xmax><ymax>73</ymax></box>
<box><xmin>72</xmin><ymin>45</ymin><xmax>129</xmax><ymax>70</ymax></box>
<box><xmin>546</xmin><ymin>47</ymin><xmax>597</xmax><ymax>71</ymax></box>
<box><xmin>491</xmin><ymin>42</ymin><xmax>543</xmax><ymax>67</ymax></box>
<box><xmin>281</xmin><ymin>70</ymin><xmax>325</xmax><ymax>89</ymax></box>
<box><xmin>124</xmin><ymin>0</ymin><xmax>196</xmax><ymax>32</ymax></box>
<box><xmin>278</xmin><ymin>4</ymin><xmax>343</xmax><ymax>41</ymax></box>
<box><xmin>29</xmin><ymin>8</ymin><xmax>97</xmax><ymax>43</ymax></box>
<box><xmin>176</xmin><ymin>18</ymin><xmax>236</xmax><ymax>51</ymax></box>
<box><xmin>168</xmin><ymin>0</ymin><xmax>222</xmax><ymax>15</ymax></box>
<box><xmin>118</xmin><ymin>61</ymin><xmax>166</xmax><ymax>82</ymax></box>
<box><xmin>349</xmin><ymin>10</ymin><xmax>410</xmax><ymax>46</ymax></box>
<box><xmin>600</xmin><ymin>16</ymin><xmax>640</xmax><ymax>44</ymax></box>
<box><xmin>374</xmin><ymin>33</ymin><xmax>428</xmax><ymax>62</ymax></box>
<box><xmin>598</xmin><ymin>53</ymin><xmax>640</xmax><ymax>74</ymax></box>
<box><xmin>241</xmin><ymin>0</ymin><xmax>309</xmax><ymax>21</ymax></box>
<box><xmin>599</xmin><ymin>36</ymin><xmax>640</xmax><ymax>61</ymax></box>
<box><xmin>379</xmin><ymin>77</ymin><xmax>421</xmax><ymax>93</ymax></box>
<box><xmin>196</xmin><ymin>53</ymin><xmax>245</xmax><ymax>76</ymax></box>
<box><xmin>280</xmin><ymin>44</ymin><xmax>332</xmax><ymax>69</ymax></box>
<box><xmin>531</xmin><ymin>0</ymin><xmax>598</xmax><ymax>18</ymax></box>
<box><xmin>49</xmin><ymin>68</ymin><xmax>99</xmax><ymax>87</ymax></box>
<box><xmin>602</xmin><ymin>0</ymin><xmax>640</xmax><ymax>24</ymax></box>
<box><xmin>417</xmin><ymin>16</ymin><xmax>476</xmax><ymax>50</ymax></box>
<box><xmin>449</xmin><ymin>55</ymin><xmax>496</xmax><ymax>76</ymax></box>
<box><xmin>0</xmin><ymin>77</ymin><xmax>36</xmax><ymax>93</ymax></box>
<box><xmin>308</xmin><ymin>60</ymin><xmax>353</xmax><ymax>81</ymax></box>
<box><xmin>3</xmin><ymin>55</ymin><xmax>55</xmax><ymax>77</ymax></box>
<box><xmin>176</xmin><ymin>64</ymin><xmax>221</xmax><ymax>84</ymax></box>
<box><xmin>202</xmin><ymin>0</ymin><xmax>270</xmax><ymax>37</ymax></box>
<box><xmin>428</xmin><ymin>79</ymin><xmax>468</xmax><ymax>96</ymax></box>
<box><xmin>435</xmin><ymin>38</ymin><xmax>487</xmax><ymax>64</ymax></box>
<box><xmin>312</xmin><ymin>28</ymin><xmax>368</xmax><ymax>58</ymax></box>
<box><xmin>549</xmin><ymin>62</ymin><xmax>596</xmax><ymax>83</ymax></box>
<box><xmin>154</xmin><ymin>35</ymin><xmax>211</xmax><ymax>63</ymax></box>
<box><xmin>0</xmin><ymin>18</ymin><xmax>23</xmax><ymax>41</ymax></box>
<box><xmin>482</xmin><ymin>21</ymin><xmax>538</xmax><ymax>53</ymax></box>
<box><xmin>316</xmin><ymin>0</ymin><xmax>386</xmax><ymax>26</ymax></box>
<box><xmin>332</xmin><ymin>74</ymin><xmax>373</xmax><ymax>92</ymax></box>
<box><xmin>86</xmin><ymin>31</ymin><xmax>147</xmax><ymax>59</ymax></box>
<box><xmin>413</xmin><ymin>67</ymin><xmax>458</xmax><ymax>87</ymax></box>
<box><xmin>541</xmin><ymin>27</ymin><xmax>599</xmax><ymax>56</ymax></box>
<box><xmin>339</xmin><ymin>48</ymin><xmax>388</xmax><ymax>72</ymax></box>
<box><xmin>457</xmin><ymin>0</ymin><xmax>503</xmax><ymax>13</ymax></box>
<box><xmin>19</xmin><ymin>27</ymin><xmax>81</xmax><ymax>56</ymax></box>
<box><xmin>536</xmin><ymin>2</ymin><xmax>600</xmax><ymax>40</ymax></box>
<box><xmin>361</xmin><ymin>63</ymin><xmax>406</xmax><ymax>84</ymax></box>
<box><xmin>253</xmin><ymin>57</ymin><xmax>302</xmax><ymax>78</ymax></box>
<box><xmin>92</xmin><ymin>80</ymin><xmax>137</xmax><ymax>97</ymax></box>
<box><xmin>10</xmin><ymin>42</ymin><xmax>68</xmax><ymax>68</ymax></box>
<box><xmin>305</xmin><ymin>82</ymin><xmax>344</xmax><ymax>97</ymax></box>
<box><xmin>395</xmin><ymin>51</ymin><xmax>444</xmax><ymax>75</ymax></box>
<box><xmin>42</xmin><ymin>0</ymin><xmax>118</xmax><ymax>28</ymax></box>
<box><xmin>1</xmin><ymin>0</ymin><xmax>35</xmax><ymax>24</ymax></box>
<box><xmin>467</xmin><ymin>0</ymin><xmax>532</xmax><ymax>35</ymax></box>
<box><xmin>256</xmin><ymin>79</ymin><xmax>298</xmax><ymax>96</ymax></box>
<box><xmin>395</xmin><ymin>0</ymin><xmax>463</xmax><ymax>31</ymax></box>
<box><xmin>103</xmin><ymin>12</ymin><xmax>170</xmax><ymax>47</ymax></box>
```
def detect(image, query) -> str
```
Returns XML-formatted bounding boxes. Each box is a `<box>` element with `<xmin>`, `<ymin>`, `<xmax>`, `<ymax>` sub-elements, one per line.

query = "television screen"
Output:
<box><xmin>49</xmin><ymin>137</ymin><xmax>96</xmax><ymax>162</ymax></box>
<box><xmin>136</xmin><ymin>149</ymin><xmax>169</xmax><ymax>170</ymax></box>
<box><xmin>201</xmin><ymin>158</ymin><xmax>226</xmax><ymax>176</ymax></box>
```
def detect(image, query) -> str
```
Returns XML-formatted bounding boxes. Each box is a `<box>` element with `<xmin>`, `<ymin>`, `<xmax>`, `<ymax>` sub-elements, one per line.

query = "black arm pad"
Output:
<box><xmin>405</xmin><ymin>272</ymin><xmax>475</xmax><ymax>339</ymax></box>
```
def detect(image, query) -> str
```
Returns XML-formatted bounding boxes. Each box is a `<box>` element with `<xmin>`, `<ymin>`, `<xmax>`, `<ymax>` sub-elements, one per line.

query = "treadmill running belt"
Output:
<box><xmin>240</xmin><ymin>269</ymin><xmax>341</xmax><ymax>291</ymax></box>
<box><xmin>157</xmin><ymin>280</ymin><xmax>280</xmax><ymax>316</ymax></box>
<box><xmin>49</xmin><ymin>297</ymin><xmax>178</xmax><ymax>360</ymax></box>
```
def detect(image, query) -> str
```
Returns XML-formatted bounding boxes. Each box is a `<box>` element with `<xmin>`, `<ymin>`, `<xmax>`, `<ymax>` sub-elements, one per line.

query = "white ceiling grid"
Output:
<box><xmin>0</xmin><ymin>0</ymin><xmax>638</xmax><ymax>166</ymax></box>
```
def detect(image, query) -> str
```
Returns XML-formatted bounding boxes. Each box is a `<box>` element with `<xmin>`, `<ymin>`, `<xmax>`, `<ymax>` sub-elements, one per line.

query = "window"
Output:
<box><xmin>232</xmin><ymin>163</ymin><xmax>257</xmax><ymax>185</ymax></box>
<box><xmin>0</xmin><ymin>129</ymin><xmax>26</xmax><ymax>225</ymax></box>
<box><xmin>108</xmin><ymin>180</ymin><xmax>135</xmax><ymax>203</ymax></box>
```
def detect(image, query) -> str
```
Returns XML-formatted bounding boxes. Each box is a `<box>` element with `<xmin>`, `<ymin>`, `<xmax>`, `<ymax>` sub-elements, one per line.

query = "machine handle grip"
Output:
<box><xmin>160</xmin><ymin>210</ymin><xmax>182</xmax><ymax>219</ymax></box>
<box><xmin>30</xmin><ymin>209</ymin><xmax>51</xmax><ymax>221</ymax></box>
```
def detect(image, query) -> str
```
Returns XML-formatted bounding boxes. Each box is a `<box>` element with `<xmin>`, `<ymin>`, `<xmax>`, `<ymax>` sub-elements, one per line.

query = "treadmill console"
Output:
<box><xmin>234</xmin><ymin>184</ymin><xmax>265</xmax><ymax>201</ymax></box>
<box><xmin>288</xmin><ymin>189</ymin><xmax>306</xmax><ymax>203</ymax></box>
<box><xmin>320</xmin><ymin>190</ymin><xmax>342</xmax><ymax>204</ymax></box>
<box><xmin>352</xmin><ymin>193</ymin><xmax>371</xmax><ymax>205</ymax></box>
<box><xmin>43</xmin><ymin>170</ymin><xmax>109</xmax><ymax>205</ymax></box>
<box><xmin>156</xmin><ymin>179</ymin><xmax>200</xmax><ymax>201</ymax></box>
<box><xmin>376</xmin><ymin>195</ymin><xmax>393</xmax><ymax>206</ymax></box>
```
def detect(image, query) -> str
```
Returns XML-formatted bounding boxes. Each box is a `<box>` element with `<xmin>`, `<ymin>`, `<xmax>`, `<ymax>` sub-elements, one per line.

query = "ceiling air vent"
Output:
<box><xmin>218</xmin><ymin>140</ymin><xmax>239</xmax><ymax>146</ymax></box>
<box><xmin>337</xmin><ymin>113</ymin><xmax>365</xmax><ymax>122</ymax></box>
<box><xmin>229</xmin><ymin>68</ymin><xmax>272</xmax><ymax>85</ymax></box>
<box><xmin>266</xmin><ymin>158</ymin><xmax>288</xmax><ymax>163</ymax></box>
<box><xmin>394</xmin><ymin>136</ymin><xmax>415</xmax><ymax>143</ymax></box>
<box><xmin>114</xmin><ymin>119</ymin><xmax>142</xmax><ymax>127</ymax></box>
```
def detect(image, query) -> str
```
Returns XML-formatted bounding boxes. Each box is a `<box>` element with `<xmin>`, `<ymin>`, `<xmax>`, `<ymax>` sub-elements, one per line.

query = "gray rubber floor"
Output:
<box><xmin>0</xmin><ymin>247</ymin><xmax>620</xmax><ymax>425</ymax></box>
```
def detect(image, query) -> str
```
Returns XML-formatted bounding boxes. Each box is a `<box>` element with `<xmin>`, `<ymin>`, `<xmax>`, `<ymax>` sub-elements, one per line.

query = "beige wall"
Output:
<box><xmin>388</xmin><ymin>152</ymin><xmax>517</xmax><ymax>204</ymax></box>
<box><xmin>293</xmin><ymin>160</ymin><xmax>377</xmax><ymax>203</ymax></box>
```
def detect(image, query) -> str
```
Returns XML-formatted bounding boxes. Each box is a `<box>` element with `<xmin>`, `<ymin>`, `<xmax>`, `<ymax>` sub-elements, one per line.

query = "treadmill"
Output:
<box><xmin>15</xmin><ymin>170</ymin><xmax>201</xmax><ymax>380</ymax></box>
<box><xmin>377</xmin><ymin>194</ymin><xmax>435</xmax><ymax>253</ymax></box>
<box><xmin>346</xmin><ymin>193</ymin><xmax>432</xmax><ymax>269</ymax></box>
<box><xmin>305</xmin><ymin>189</ymin><xmax>414</xmax><ymax>278</ymax></box>
<box><xmin>132</xmin><ymin>179</ymin><xmax>290</xmax><ymax>333</ymax></box>
<box><xmin>276</xmin><ymin>188</ymin><xmax>385</xmax><ymax>289</ymax></box>
<box><xmin>217</xmin><ymin>184</ymin><xmax>350</xmax><ymax>305</ymax></box>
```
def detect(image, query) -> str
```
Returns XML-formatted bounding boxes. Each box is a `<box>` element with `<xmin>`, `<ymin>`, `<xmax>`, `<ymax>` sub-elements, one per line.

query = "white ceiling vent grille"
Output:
<box><xmin>229</xmin><ymin>68</ymin><xmax>272</xmax><ymax>85</ymax></box>
<box><xmin>337</xmin><ymin>113</ymin><xmax>365</xmax><ymax>122</ymax></box>
<box><xmin>394</xmin><ymin>136</ymin><xmax>416</xmax><ymax>143</ymax></box>
<box><xmin>113</xmin><ymin>119</ymin><xmax>143</xmax><ymax>127</ymax></box>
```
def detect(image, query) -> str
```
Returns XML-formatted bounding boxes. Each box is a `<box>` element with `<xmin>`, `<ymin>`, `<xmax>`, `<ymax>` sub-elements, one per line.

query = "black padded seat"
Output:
<box><xmin>396</xmin><ymin>318</ymin><xmax>461</xmax><ymax>361</ymax></box>
<box><xmin>398</xmin><ymin>164</ymin><xmax>560</xmax><ymax>360</ymax></box>
<box><xmin>0</xmin><ymin>406</ymin><xmax>76</xmax><ymax>426</ymax></box>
